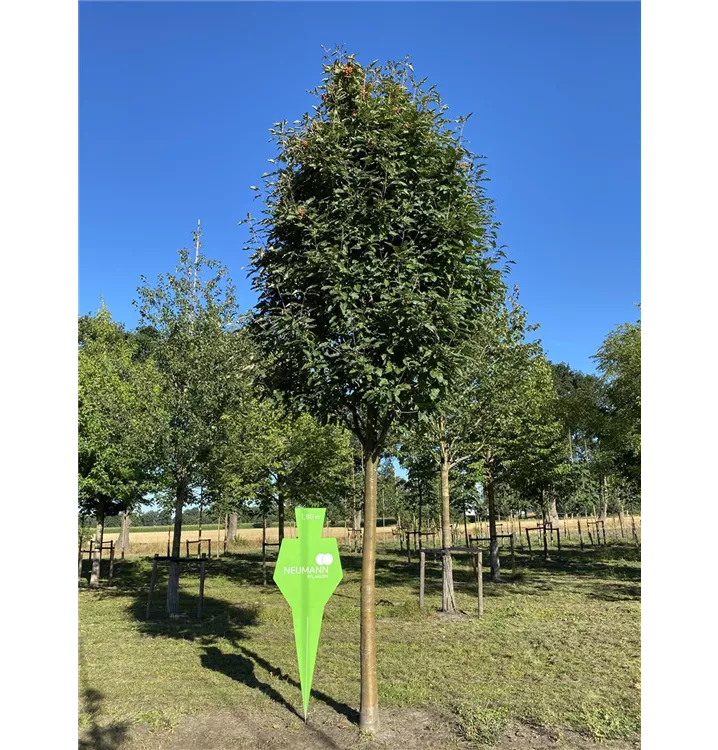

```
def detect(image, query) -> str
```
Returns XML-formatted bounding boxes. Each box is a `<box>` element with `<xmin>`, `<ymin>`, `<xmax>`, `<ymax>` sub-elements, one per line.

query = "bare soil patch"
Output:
<box><xmin>83</xmin><ymin>705</ymin><xmax>639</xmax><ymax>750</ymax></box>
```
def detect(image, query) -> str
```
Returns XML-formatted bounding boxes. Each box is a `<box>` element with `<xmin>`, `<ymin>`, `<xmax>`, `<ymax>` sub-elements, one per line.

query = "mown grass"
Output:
<box><xmin>78</xmin><ymin>543</ymin><xmax>640</xmax><ymax>746</ymax></box>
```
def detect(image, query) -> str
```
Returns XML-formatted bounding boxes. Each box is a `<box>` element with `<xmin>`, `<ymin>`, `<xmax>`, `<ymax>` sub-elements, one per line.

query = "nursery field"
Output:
<box><xmin>78</xmin><ymin>542</ymin><xmax>640</xmax><ymax>750</ymax></box>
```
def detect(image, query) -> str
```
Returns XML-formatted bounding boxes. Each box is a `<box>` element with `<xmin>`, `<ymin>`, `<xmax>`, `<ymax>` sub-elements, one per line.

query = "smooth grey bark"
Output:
<box><xmin>166</xmin><ymin>476</ymin><xmax>188</xmax><ymax>615</ymax></box>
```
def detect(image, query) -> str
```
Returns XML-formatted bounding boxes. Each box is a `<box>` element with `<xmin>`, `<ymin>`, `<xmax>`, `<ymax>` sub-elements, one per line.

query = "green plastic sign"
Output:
<box><xmin>273</xmin><ymin>507</ymin><xmax>343</xmax><ymax>720</ymax></box>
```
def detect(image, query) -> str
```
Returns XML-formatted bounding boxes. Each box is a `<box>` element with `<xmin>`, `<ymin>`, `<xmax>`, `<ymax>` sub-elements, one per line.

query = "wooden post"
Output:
<box><xmin>406</xmin><ymin>533</ymin><xmax>411</xmax><ymax>563</ymax></box>
<box><xmin>510</xmin><ymin>534</ymin><xmax>515</xmax><ymax>574</ymax></box>
<box><xmin>186</xmin><ymin>539</ymin><xmax>190</xmax><ymax>558</ymax></box>
<box><xmin>78</xmin><ymin>547</ymin><xmax>83</xmax><ymax>581</ymax></box>
<box><xmin>108</xmin><ymin>541</ymin><xmax>115</xmax><ymax>586</ymax></box>
<box><xmin>526</xmin><ymin>528</ymin><xmax>532</xmax><ymax>555</ymax></box>
<box><xmin>197</xmin><ymin>554</ymin><xmax>206</xmax><ymax>619</ymax></box>
<box><xmin>556</xmin><ymin>527</ymin><xmax>561</xmax><ymax>552</ymax></box>
<box><xmin>587</xmin><ymin>524</ymin><xmax>594</xmax><ymax>547</ymax></box>
<box><xmin>542</xmin><ymin>523</ymin><xmax>549</xmax><ymax>560</ymax></box>
<box><xmin>208</xmin><ymin>539</ymin><xmax>212</xmax><ymax>559</ymax></box>
<box><xmin>477</xmin><ymin>550</ymin><xmax>484</xmax><ymax>617</ymax></box>
<box><xmin>262</xmin><ymin>516</ymin><xmax>267</xmax><ymax>586</ymax></box>
<box><xmin>146</xmin><ymin>555</ymin><xmax>159</xmax><ymax>619</ymax></box>
<box><xmin>578</xmin><ymin>518</ymin><xmax>585</xmax><ymax>550</ymax></box>
<box><xmin>631</xmin><ymin>515</ymin><xmax>639</xmax><ymax>546</ymax></box>
<box><xmin>601</xmin><ymin>521</ymin><xmax>607</xmax><ymax>546</ymax></box>
<box><xmin>419</xmin><ymin>550</ymin><xmax>425</xmax><ymax>609</ymax></box>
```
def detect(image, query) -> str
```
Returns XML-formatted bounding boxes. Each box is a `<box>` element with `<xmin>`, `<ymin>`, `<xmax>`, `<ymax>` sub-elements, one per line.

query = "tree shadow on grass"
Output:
<box><xmin>585</xmin><ymin>581</ymin><xmax>641</xmax><ymax>602</ymax></box>
<box><xmin>133</xmin><ymin>594</ymin><xmax>261</xmax><ymax>645</ymax></box>
<box><xmin>78</xmin><ymin>687</ymin><xmax>130</xmax><ymax>749</ymax></box>
<box><xmin>201</xmin><ymin>647</ymin><xmax>304</xmax><ymax>720</ymax></box>
<box><xmin>227</xmin><ymin>644</ymin><xmax>359</xmax><ymax>725</ymax></box>
<box><xmin>200</xmin><ymin>645</ymin><xmax>358</xmax><ymax>744</ymax></box>
<box><xmin>115</xmin><ymin>562</ymin><xmax>358</xmax><ymax>731</ymax></box>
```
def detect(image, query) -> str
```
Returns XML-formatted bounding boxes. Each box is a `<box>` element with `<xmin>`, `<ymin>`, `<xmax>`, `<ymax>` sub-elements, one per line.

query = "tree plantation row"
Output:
<box><xmin>78</xmin><ymin>50</ymin><xmax>640</xmax><ymax>734</ymax></box>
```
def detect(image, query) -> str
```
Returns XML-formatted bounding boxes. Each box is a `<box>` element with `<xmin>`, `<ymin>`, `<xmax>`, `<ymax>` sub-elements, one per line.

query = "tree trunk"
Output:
<box><xmin>486</xmin><ymin>459</ymin><xmax>501</xmax><ymax>582</ymax></box>
<box><xmin>548</xmin><ymin>493</ymin><xmax>560</xmax><ymax>528</ymax></box>
<box><xmin>360</xmin><ymin>447</ymin><xmax>380</xmax><ymax>733</ymax></box>
<box><xmin>463</xmin><ymin>499</ymin><xmax>469</xmax><ymax>547</ymax></box>
<box><xmin>89</xmin><ymin>500</ymin><xmax>105</xmax><ymax>588</ymax></box>
<box><xmin>353</xmin><ymin>504</ymin><xmax>362</xmax><ymax>554</ymax></box>
<box><xmin>166</xmin><ymin>476</ymin><xmax>187</xmax><ymax>616</ymax></box>
<box><xmin>278</xmin><ymin>494</ymin><xmax>285</xmax><ymax>543</ymax></box>
<box><xmin>439</xmin><ymin>447</ymin><xmax>457</xmax><ymax>613</ymax></box>
<box><xmin>228</xmin><ymin>511</ymin><xmax>238</xmax><ymax>542</ymax></box>
<box><xmin>352</xmin><ymin>457</ymin><xmax>362</xmax><ymax>553</ymax></box>
<box><xmin>117</xmin><ymin>510</ymin><xmax>131</xmax><ymax>556</ymax></box>
<box><xmin>598</xmin><ymin>474</ymin><xmax>608</xmax><ymax>521</ymax></box>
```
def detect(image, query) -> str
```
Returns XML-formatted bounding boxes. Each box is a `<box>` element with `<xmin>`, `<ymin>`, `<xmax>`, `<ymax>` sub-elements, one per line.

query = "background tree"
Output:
<box><xmin>134</xmin><ymin>227</ymin><xmax>247</xmax><ymax>614</ymax></box>
<box><xmin>78</xmin><ymin>305</ymin><xmax>162</xmax><ymax>585</ymax></box>
<box><xmin>245</xmin><ymin>50</ymin><xmax>503</xmax><ymax>731</ymax></box>
<box><xmin>456</xmin><ymin>289</ymin><xmax>543</xmax><ymax>581</ymax></box>
<box><xmin>505</xmin><ymin>354</ymin><xmax>570</xmax><ymax>529</ymax></box>
<box><xmin>255</xmin><ymin>409</ymin><xmax>353</xmax><ymax>540</ymax></box>
<box><xmin>594</xmin><ymin>313</ymin><xmax>641</xmax><ymax>496</ymax></box>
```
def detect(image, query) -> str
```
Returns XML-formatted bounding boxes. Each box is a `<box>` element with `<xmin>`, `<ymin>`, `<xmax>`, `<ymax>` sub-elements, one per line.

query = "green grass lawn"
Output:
<box><xmin>78</xmin><ymin>544</ymin><xmax>640</xmax><ymax>749</ymax></box>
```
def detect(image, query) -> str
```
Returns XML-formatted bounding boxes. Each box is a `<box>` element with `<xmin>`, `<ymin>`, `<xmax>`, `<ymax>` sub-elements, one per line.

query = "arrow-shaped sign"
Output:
<box><xmin>273</xmin><ymin>507</ymin><xmax>343</xmax><ymax>720</ymax></box>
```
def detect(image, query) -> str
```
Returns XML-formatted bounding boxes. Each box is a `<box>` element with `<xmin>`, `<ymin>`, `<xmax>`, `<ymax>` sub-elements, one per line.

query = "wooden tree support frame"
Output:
<box><xmin>585</xmin><ymin>520</ymin><xmax>607</xmax><ymax>547</ymax></box>
<box><xmin>419</xmin><ymin>547</ymin><xmax>484</xmax><ymax>617</ymax></box>
<box><xmin>79</xmin><ymin>540</ymin><xmax>116</xmax><ymax>585</ymax></box>
<box><xmin>146</xmin><ymin>553</ymin><xmax>208</xmax><ymax>620</ymax></box>
<box><xmin>186</xmin><ymin>538</ymin><xmax>212</xmax><ymax>559</ymax></box>
<box><xmin>524</xmin><ymin>524</ymin><xmax>561</xmax><ymax>557</ymax></box>
<box><xmin>468</xmin><ymin>534</ymin><xmax>516</xmax><ymax>573</ymax></box>
<box><xmin>404</xmin><ymin>530</ymin><xmax>437</xmax><ymax>562</ymax></box>
<box><xmin>261</xmin><ymin>516</ymin><xmax>281</xmax><ymax>587</ymax></box>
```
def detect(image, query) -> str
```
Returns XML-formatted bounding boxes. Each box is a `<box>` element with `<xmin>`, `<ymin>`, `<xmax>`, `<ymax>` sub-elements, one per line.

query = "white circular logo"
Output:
<box><xmin>315</xmin><ymin>553</ymin><xmax>334</xmax><ymax>566</ymax></box>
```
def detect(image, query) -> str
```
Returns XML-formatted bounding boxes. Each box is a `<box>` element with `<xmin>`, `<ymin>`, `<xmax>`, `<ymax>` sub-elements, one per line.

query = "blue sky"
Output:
<box><xmin>79</xmin><ymin>1</ymin><xmax>640</xmax><ymax>375</ymax></box>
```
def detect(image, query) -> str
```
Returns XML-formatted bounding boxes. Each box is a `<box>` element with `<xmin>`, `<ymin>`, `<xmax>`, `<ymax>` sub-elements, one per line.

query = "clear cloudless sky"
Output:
<box><xmin>79</xmin><ymin>1</ymin><xmax>640</xmax><ymax>374</ymax></box>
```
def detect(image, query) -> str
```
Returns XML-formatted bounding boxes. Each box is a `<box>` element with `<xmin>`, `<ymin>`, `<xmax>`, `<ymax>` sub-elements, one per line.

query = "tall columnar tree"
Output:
<box><xmin>246</xmin><ymin>51</ymin><xmax>503</xmax><ymax>731</ymax></box>
<box><xmin>135</xmin><ymin>227</ymin><xmax>247</xmax><ymax>614</ymax></box>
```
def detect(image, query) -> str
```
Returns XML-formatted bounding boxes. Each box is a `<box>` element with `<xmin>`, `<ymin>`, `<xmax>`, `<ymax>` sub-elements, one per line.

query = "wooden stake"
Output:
<box><xmin>197</xmin><ymin>554</ymin><xmax>206</xmax><ymax>619</ymax></box>
<box><xmin>108</xmin><ymin>541</ymin><xmax>115</xmax><ymax>586</ymax></box>
<box><xmin>510</xmin><ymin>534</ymin><xmax>515</xmax><ymax>574</ymax></box>
<box><xmin>542</xmin><ymin>523</ymin><xmax>549</xmax><ymax>560</ymax></box>
<box><xmin>526</xmin><ymin>528</ymin><xmax>532</xmax><ymax>555</ymax></box>
<box><xmin>578</xmin><ymin>518</ymin><xmax>585</xmax><ymax>550</ymax></box>
<box><xmin>146</xmin><ymin>555</ymin><xmax>159</xmax><ymax>619</ymax></box>
<box><xmin>262</xmin><ymin>516</ymin><xmax>267</xmax><ymax>586</ymax></box>
<box><xmin>419</xmin><ymin>550</ymin><xmax>425</xmax><ymax>609</ymax></box>
<box><xmin>477</xmin><ymin>550</ymin><xmax>484</xmax><ymax>617</ymax></box>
